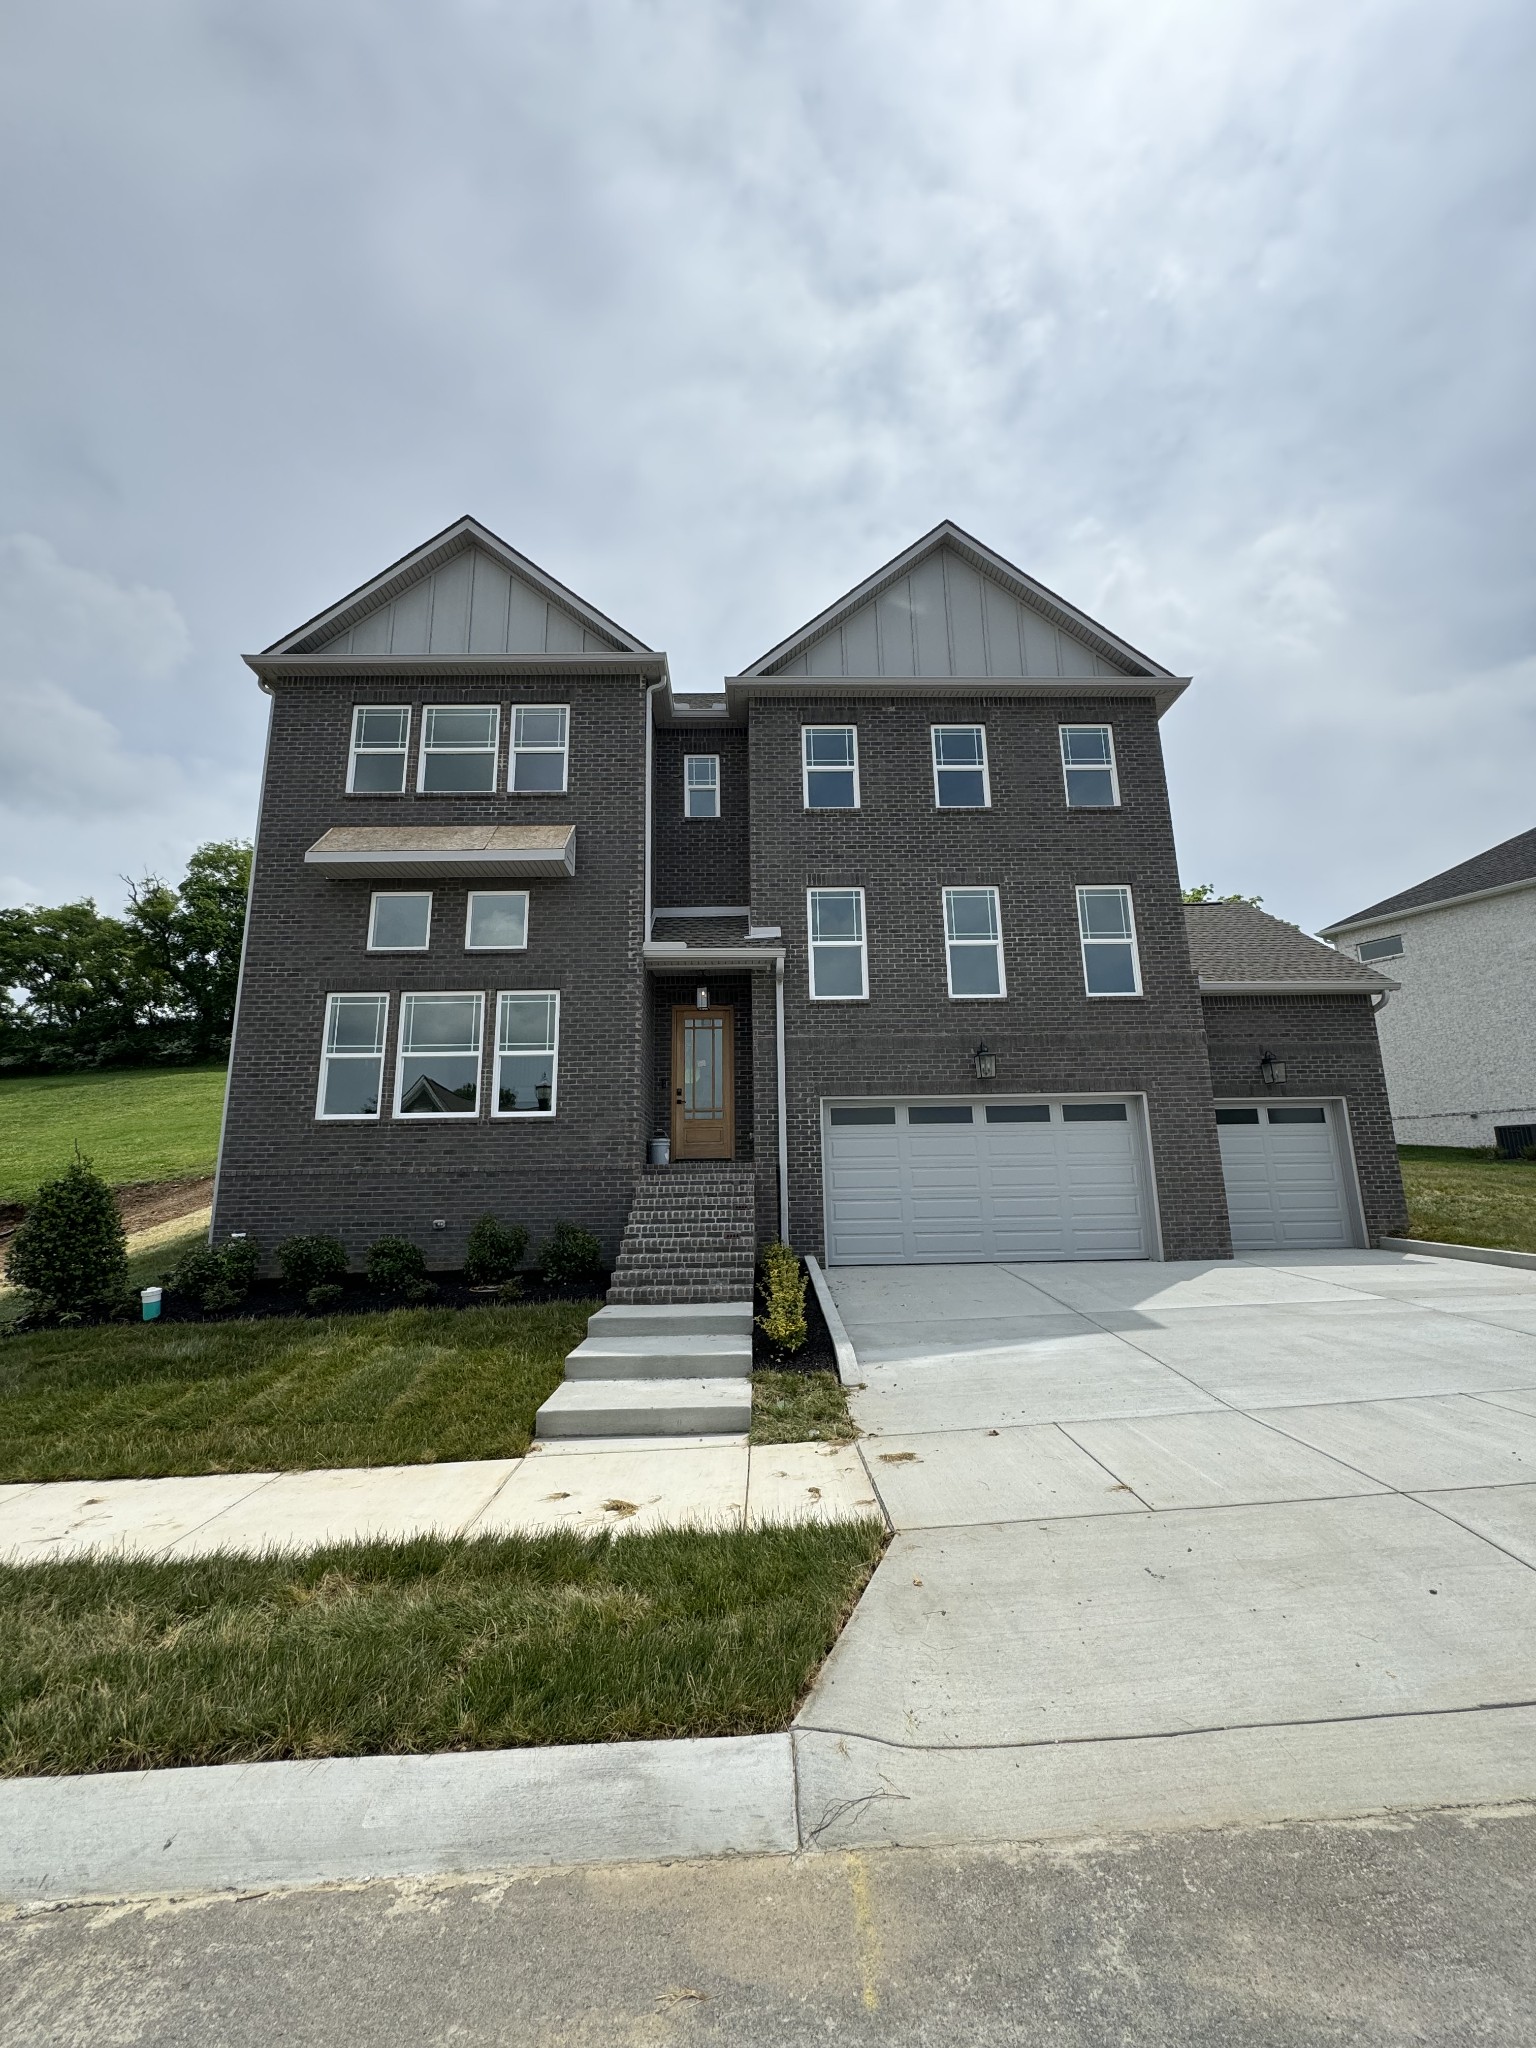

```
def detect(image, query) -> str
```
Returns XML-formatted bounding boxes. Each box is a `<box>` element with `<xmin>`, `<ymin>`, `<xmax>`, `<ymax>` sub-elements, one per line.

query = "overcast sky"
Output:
<box><xmin>3</xmin><ymin>0</ymin><xmax>1532</xmax><ymax>932</ymax></box>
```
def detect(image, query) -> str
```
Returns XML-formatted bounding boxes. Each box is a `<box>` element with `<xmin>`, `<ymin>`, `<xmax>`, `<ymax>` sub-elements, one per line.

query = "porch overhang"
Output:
<box><xmin>304</xmin><ymin>825</ymin><xmax>576</xmax><ymax>880</ymax></box>
<box><xmin>643</xmin><ymin>944</ymin><xmax>784</xmax><ymax>972</ymax></box>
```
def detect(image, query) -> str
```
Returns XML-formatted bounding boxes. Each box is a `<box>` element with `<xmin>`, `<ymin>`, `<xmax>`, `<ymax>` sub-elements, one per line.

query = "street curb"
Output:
<box><xmin>0</xmin><ymin>1735</ymin><xmax>798</xmax><ymax>1904</ymax></box>
<box><xmin>804</xmin><ymin>1255</ymin><xmax>860</xmax><ymax>1387</ymax></box>
<box><xmin>1379</xmin><ymin>1236</ymin><xmax>1536</xmax><ymax>1273</ymax></box>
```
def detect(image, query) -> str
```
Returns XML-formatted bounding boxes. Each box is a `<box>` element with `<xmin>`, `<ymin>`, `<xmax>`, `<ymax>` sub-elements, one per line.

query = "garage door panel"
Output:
<box><xmin>1216</xmin><ymin>1104</ymin><xmax>1354</xmax><ymax>1251</ymax></box>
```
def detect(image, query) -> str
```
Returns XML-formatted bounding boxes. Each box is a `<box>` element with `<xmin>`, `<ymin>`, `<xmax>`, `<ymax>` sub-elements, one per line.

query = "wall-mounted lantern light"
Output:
<box><xmin>1258</xmin><ymin>1050</ymin><xmax>1287</xmax><ymax>1086</ymax></box>
<box><xmin>695</xmin><ymin>985</ymin><xmax>710</xmax><ymax>1010</ymax></box>
<box><xmin>973</xmin><ymin>1042</ymin><xmax>996</xmax><ymax>1081</ymax></box>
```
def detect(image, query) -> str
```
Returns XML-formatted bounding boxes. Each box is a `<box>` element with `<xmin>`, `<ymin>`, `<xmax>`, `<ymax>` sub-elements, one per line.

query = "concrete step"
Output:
<box><xmin>589</xmin><ymin>1302</ymin><xmax>754</xmax><ymax>1338</ymax></box>
<box><xmin>565</xmin><ymin>1334</ymin><xmax>752</xmax><ymax>1380</ymax></box>
<box><xmin>534</xmin><ymin>1378</ymin><xmax>752</xmax><ymax>1440</ymax></box>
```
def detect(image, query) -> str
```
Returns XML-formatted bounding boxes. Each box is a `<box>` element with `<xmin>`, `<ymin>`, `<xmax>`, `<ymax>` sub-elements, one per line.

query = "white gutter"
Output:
<box><xmin>775</xmin><ymin>955</ymin><xmax>789</xmax><ymax>1242</ymax></box>
<box><xmin>643</xmin><ymin>679</ymin><xmax>665</xmax><ymax>943</ymax></box>
<box><xmin>1197</xmin><ymin>978</ymin><xmax>1398</xmax><ymax>995</ymax></box>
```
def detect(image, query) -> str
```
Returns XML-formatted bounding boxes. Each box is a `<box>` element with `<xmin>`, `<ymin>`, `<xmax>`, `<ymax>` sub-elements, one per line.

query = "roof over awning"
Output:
<box><xmin>304</xmin><ymin>825</ymin><xmax>576</xmax><ymax>879</ymax></box>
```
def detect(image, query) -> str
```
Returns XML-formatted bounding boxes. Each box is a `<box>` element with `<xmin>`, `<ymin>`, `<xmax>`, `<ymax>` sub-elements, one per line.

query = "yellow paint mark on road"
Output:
<box><xmin>844</xmin><ymin>1851</ymin><xmax>881</xmax><ymax>2012</ymax></box>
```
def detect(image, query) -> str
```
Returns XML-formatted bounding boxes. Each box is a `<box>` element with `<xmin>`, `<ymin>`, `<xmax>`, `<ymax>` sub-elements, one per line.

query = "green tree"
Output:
<box><xmin>1181</xmin><ymin>883</ymin><xmax>1265</xmax><ymax>906</ymax></box>
<box><xmin>126</xmin><ymin>840</ymin><xmax>252</xmax><ymax>1059</ymax></box>
<box><xmin>7</xmin><ymin>1153</ymin><xmax>128</xmax><ymax>1319</ymax></box>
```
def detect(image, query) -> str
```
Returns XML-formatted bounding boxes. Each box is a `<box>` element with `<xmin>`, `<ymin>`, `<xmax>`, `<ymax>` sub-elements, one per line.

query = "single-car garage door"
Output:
<box><xmin>823</xmin><ymin>1099</ymin><xmax>1151</xmax><ymax>1264</ymax></box>
<box><xmin>1215</xmin><ymin>1102</ymin><xmax>1356</xmax><ymax>1251</ymax></box>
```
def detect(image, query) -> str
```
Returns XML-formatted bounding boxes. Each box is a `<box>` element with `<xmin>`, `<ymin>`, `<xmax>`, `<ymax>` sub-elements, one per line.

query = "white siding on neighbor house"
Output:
<box><xmin>1338</xmin><ymin>889</ymin><xmax>1536</xmax><ymax>1147</ymax></box>
<box><xmin>318</xmin><ymin>547</ymin><xmax>613</xmax><ymax>658</ymax></box>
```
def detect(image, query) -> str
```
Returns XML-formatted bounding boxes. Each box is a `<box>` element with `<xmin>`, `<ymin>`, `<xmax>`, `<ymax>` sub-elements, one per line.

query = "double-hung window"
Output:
<box><xmin>348</xmin><ymin>707</ymin><xmax>410</xmax><ymax>793</ymax></box>
<box><xmin>494</xmin><ymin>991</ymin><xmax>560</xmax><ymax>1115</ymax></box>
<box><xmin>1077</xmin><ymin>886</ymin><xmax>1141</xmax><ymax>996</ymax></box>
<box><xmin>418</xmin><ymin>706</ymin><xmax>499</xmax><ymax>792</ymax></box>
<box><xmin>394</xmin><ymin>993</ymin><xmax>483</xmax><ymax>1116</ymax></box>
<box><xmin>807</xmin><ymin>888</ymin><xmax>867</xmax><ymax>999</ymax></box>
<box><xmin>684</xmin><ymin>754</ymin><xmax>720</xmax><ymax>818</ymax></box>
<box><xmin>1060</xmin><ymin>725</ymin><xmax>1119</xmax><ymax>807</ymax></box>
<box><xmin>466</xmin><ymin>891</ymin><xmax>529</xmax><ymax>950</ymax></box>
<box><xmin>932</xmin><ymin>726</ymin><xmax>990</xmax><ymax>808</ymax></box>
<box><xmin>803</xmin><ymin>726</ymin><xmax>859</xmax><ymax>809</ymax></box>
<box><xmin>943</xmin><ymin>887</ymin><xmax>1005</xmax><ymax>997</ymax></box>
<box><xmin>317</xmin><ymin>994</ymin><xmax>388</xmax><ymax>1119</ymax></box>
<box><xmin>510</xmin><ymin>705</ymin><xmax>569</xmax><ymax>792</ymax></box>
<box><xmin>367</xmin><ymin>892</ymin><xmax>431</xmax><ymax>951</ymax></box>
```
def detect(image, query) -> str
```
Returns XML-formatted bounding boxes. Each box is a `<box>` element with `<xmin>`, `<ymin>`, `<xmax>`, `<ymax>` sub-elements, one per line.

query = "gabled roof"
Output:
<box><xmin>1186</xmin><ymin>902</ymin><xmax>1397</xmax><ymax>994</ymax></box>
<box><xmin>248</xmin><ymin>516</ymin><xmax>656</xmax><ymax>679</ymax></box>
<box><xmin>739</xmin><ymin>521</ymin><xmax>1176</xmax><ymax>686</ymax></box>
<box><xmin>1320</xmin><ymin>826</ymin><xmax>1536</xmax><ymax>936</ymax></box>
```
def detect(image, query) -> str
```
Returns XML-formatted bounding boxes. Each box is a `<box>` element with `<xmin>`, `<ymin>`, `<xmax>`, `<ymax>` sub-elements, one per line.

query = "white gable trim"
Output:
<box><xmin>1320</xmin><ymin>874</ymin><xmax>1536</xmax><ymax>938</ymax></box>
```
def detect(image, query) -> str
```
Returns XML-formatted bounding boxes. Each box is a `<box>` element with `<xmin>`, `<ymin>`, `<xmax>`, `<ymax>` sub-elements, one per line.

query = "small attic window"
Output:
<box><xmin>1357</xmin><ymin>935</ymin><xmax>1404</xmax><ymax>962</ymax></box>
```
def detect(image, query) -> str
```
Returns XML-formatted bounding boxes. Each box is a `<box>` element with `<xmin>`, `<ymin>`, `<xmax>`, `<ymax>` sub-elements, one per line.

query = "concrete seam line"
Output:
<box><xmin>1379</xmin><ymin>1236</ymin><xmax>1536</xmax><ymax>1273</ymax></box>
<box><xmin>804</xmin><ymin>1255</ymin><xmax>860</xmax><ymax>1386</ymax></box>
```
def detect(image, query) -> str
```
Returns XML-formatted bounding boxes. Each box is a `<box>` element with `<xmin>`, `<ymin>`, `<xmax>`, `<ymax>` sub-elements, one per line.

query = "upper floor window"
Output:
<box><xmin>418</xmin><ymin>706</ymin><xmax>499</xmax><ymax>793</ymax></box>
<box><xmin>466</xmin><ymin>891</ymin><xmax>529</xmax><ymax>950</ymax></box>
<box><xmin>511</xmin><ymin>705</ymin><xmax>569</xmax><ymax>793</ymax></box>
<box><xmin>394</xmin><ymin>993</ymin><xmax>484</xmax><ymax>1116</ymax></box>
<box><xmin>932</xmin><ymin>726</ymin><xmax>990</xmax><ymax>808</ymax></box>
<box><xmin>348</xmin><ymin>706</ymin><xmax>410</xmax><ymax>793</ymax></box>
<box><xmin>1357</xmin><ymin>934</ymin><xmax>1403</xmax><ymax>962</ymax></box>
<box><xmin>316</xmin><ymin>993</ymin><xmax>388</xmax><ymax>1119</ymax></box>
<box><xmin>1060</xmin><ymin>725</ymin><xmax>1119</xmax><ymax>808</ymax></box>
<box><xmin>368</xmin><ymin>891</ymin><xmax>431</xmax><ymax>951</ymax></box>
<box><xmin>803</xmin><ymin>726</ymin><xmax>859</xmax><ymax>810</ymax></box>
<box><xmin>684</xmin><ymin>754</ymin><xmax>720</xmax><ymax>818</ymax></box>
<box><xmin>808</xmin><ymin>887</ymin><xmax>867</xmax><ymax>999</ymax></box>
<box><xmin>943</xmin><ymin>887</ymin><xmax>1005</xmax><ymax>997</ymax></box>
<box><xmin>1077</xmin><ymin>886</ymin><xmax>1141</xmax><ymax>996</ymax></box>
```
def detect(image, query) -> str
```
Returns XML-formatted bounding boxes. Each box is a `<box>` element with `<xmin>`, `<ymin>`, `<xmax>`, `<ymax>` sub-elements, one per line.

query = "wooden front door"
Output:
<box><xmin>671</xmin><ymin>1006</ymin><xmax>735</xmax><ymax>1160</ymax></box>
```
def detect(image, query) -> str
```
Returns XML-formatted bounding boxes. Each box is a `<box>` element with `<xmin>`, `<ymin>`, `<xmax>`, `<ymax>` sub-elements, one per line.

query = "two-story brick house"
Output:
<box><xmin>213</xmin><ymin>517</ymin><xmax>1406</xmax><ymax>1279</ymax></box>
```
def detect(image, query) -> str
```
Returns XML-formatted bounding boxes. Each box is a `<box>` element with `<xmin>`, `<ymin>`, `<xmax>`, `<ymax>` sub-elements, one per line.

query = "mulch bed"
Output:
<box><xmin>6</xmin><ymin>1272</ymin><xmax>608</xmax><ymax>1334</ymax></box>
<box><xmin>751</xmin><ymin>1260</ymin><xmax>839</xmax><ymax>1376</ymax></box>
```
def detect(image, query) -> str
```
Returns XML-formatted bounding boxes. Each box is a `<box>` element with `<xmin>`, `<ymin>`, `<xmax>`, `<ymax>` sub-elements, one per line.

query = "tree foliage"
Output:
<box><xmin>0</xmin><ymin>840</ymin><xmax>251</xmax><ymax>1072</ymax></box>
<box><xmin>7</xmin><ymin>1153</ymin><xmax>129</xmax><ymax>1320</ymax></box>
<box><xmin>1181</xmin><ymin>883</ymin><xmax>1265</xmax><ymax>906</ymax></box>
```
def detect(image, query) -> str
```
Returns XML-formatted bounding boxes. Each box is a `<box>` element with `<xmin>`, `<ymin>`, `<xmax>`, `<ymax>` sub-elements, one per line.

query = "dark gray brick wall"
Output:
<box><xmin>1202</xmin><ymin>992</ymin><xmax>1408</xmax><ymax>1244</ymax></box>
<box><xmin>212</xmin><ymin>673</ymin><xmax>649</xmax><ymax>1270</ymax></box>
<box><xmin>745</xmin><ymin>692</ymin><xmax>1233</xmax><ymax>1260</ymax></box>
<box><xmin>651</xmin><ymin>726</ymin><xmax>749</xmax><ymax>909</ymax></box>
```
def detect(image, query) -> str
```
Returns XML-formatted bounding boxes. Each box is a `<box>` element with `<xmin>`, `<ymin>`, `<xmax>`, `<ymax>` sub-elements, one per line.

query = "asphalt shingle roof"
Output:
<box><xmin>1322</xmin><ymin>826</ymin><xmax>1536</xmax><ymax>932</ymax></box>
<box><xmin>651</xmin><ymin>915</ymin><xmax>756</xmax><ymax>948</ymax></box>
<box><xmin>1184</xmin><ymin>902</ymin><xmax>1393</xmax><ymax>991</ymax></box>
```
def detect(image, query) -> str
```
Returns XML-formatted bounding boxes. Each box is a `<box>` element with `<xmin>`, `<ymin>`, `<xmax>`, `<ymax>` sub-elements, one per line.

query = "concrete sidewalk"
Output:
<box><xmin>0</xmin><ymin>1438</ymin><xmax>878</xmax><ymax>1561</ymax></box>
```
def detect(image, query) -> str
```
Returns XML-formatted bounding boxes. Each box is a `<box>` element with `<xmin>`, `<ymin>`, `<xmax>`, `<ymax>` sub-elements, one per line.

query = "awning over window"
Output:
<box><xmin>304</xmin><ymin>825</ymin><xmax>576</xmax><ymax>879</ymax></box>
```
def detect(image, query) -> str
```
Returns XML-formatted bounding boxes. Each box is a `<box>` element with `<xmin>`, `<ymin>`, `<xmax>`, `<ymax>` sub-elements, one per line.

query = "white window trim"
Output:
<box><xmin>492</xmin><ymin>989</ymin><xmax>561</xmax><ymax>1118</ymax></box>
<box><xmin>392</xmin><ymin>991</ymin><xmax>485</xmax><ymax>1119</ymax></box>
<box><xmin>1076</xmin><ymin>885</ymin><xmax>1143</xmax><ymax>998</ymax></box>
<box><xmin>942</xmin><ymin>886</ymin><xmax>1006</xmax><ymax>999</ymax></box>
<box><xmin>416</xmin><ymin>704</ymin><xmax>501</xmax><ymax>794</ymax></box>
<box><xmin>1356</xmin><ymin>934</ymin><xmax>1404</xmax><ymax>962</ymax></box>
<box><xmin>315</xmin><ymin>992</ymin><xmax>389</xmax><ymax>1122</ymax></box>
<box><xmin>684</xmin><ymin>753</ymin><xmax>721</xmax><ymax>819</ymax></box>
<box><xmin>509</xmin><ymin>703</ymin><xmax>570</xmax><ymax>795</ymax></box>
<box><xmin>801</xmin><ymin>725</ymin><xmax>861</xmax><ymax>811</ymax></box>
<box><xmin>931</xmin><ymin>725</ymin><xmax>991</xmax><ymax>810</ymax></box>
<box><xmin>464</xmin><ymin>890</ymin><xmax>530</xmax><ymax>952</ymax></box>
<box><xmin>1059</xmin><ymin>724</ymin><xmax>1121</xmax><ymax>808</ymax></box>
<box><xmin>367</xmin><ymin>890</ymin><xmax>432</xmax><ymax>952</ymax></box>
<box><xmin>807</xmin><ymin>886</ymin><xmax>868</xmax><ymax>1001</ymax></box>
<box><xmin>347</xmin><ymin>705</ymin><xmax>411</xmax><ymax>795</ymax></box>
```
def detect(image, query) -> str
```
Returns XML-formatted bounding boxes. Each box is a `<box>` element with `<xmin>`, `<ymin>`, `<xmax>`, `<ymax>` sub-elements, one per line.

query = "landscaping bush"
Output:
<box><xmin>464</xmin><ymin>1214</ymin><xmax>528</xmax><ymax>1287</ymax></box>
<box><xmin>757</xmin><ymin>1240</ymin><xmax>808</xmax><ymax>1356</ymax></box>
<box><xmin>538</xmin><ymin>1221</ymin><xmax>603</xmax><ymax>1286</ymax></box>
<box><xmin>6</xmin><ymin>1154</ymin><xmax>128</xmax><ymax>1321</ymax></box>
<box><xmin>275</xmin><ymin>1235</ymin><xmax>349</xmax><ymax>1297</ymax></box>
<box><xmin>169</xmin><ymin>1234</ymin><xmax>260</xmax><ymax>1314</ymax></box>
<box><xmin>364</xmin><ymin>1234</ymin><xmax>437</xmax><ymax>1302</ymax></box>
<box><xmin>305</xmin><ymin>1283</ymin><xmax>344</xmax><ymax>1313</ymax></box>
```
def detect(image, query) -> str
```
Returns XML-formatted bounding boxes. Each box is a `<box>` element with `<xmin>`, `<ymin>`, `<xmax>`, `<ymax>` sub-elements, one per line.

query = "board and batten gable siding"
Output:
<box><xmin>212</xmin><ymin>671</ymin><xmax>649</xmax><ymax>1268</ymax></box>
<box><xmin>1336</xmin><ymin>893</ymin><xmax>1536</xmax><ymax>1148</ymax></box>
<box><xmin>746</xmin><ymin>689</ymin><xmax>1231</xmax><ymax>1261</ymax></box>
<box><xmin>651</xmin><ymin>725</ymin><xmax>750</xmax><ymax>909</ymax></box>
<box><xmin>313</xmin><ymin>545</ymin><xmax>621</xmax><ymax>659</ymax></box>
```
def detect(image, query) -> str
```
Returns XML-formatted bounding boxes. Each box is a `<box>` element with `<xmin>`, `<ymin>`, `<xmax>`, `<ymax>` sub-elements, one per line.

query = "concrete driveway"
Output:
<box><xmin>798</xmin><ymin>1250</ymin><xmax>1536</xmax><ymax>1849</ymax></box>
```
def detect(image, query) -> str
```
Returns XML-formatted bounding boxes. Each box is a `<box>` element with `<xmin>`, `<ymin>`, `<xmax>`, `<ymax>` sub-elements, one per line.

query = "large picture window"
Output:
<box><xmin>510</xmin><ymin>705</ymin><xmax>569</xmax><ymax>793</ymax></box>
<box><xmin>1060</xmin><ymin>725</ymin><xmax>1120</xmax><ymax>808</ymax></box>
<box><xmin>943</xmin><ymin>887</ymin><xmax>1005</xmax><ymax>997</ymax></box>
<box><xmin>465</xmin><ymin>891</ymin><xmax>529</xmax><ymax>951</ymax></box>
<box><xmin>418</xmin><ymin>706</ymin><xmax>499</xmax><ymax>793</ymax></box>
<box><xmin>494</xmin><ymin>991</ymin><xmax>560</xmax><ymax>1115</ymax></box>
<box><xmin>367</xmin><ymin>892</ymin><xmax>431</xmax><ymax>951</ymax></box>
<box><xmin>348</xmin><ymin>707</ymin><xmax>410</xmax><ymax>793</ymax></box>
<box><xmin>394</xmin><ymin>993</ymin><xmax>484</xmax><ymax>1116</ymax></box>
<box><xmin>802</xmin><ymin>727</ymin><xmax>859</xmax><ymax>810</ymax></box>
<box><xmin>808</xmin><ymin>888</ymin><xmax>868</xmax><ymax>999</ymax></box>
<box><xmin>316</xmin><ymin>994</ymin><xmax>388</xmax><ymax>1119</ymax></box>
<box><xmin>931</xmin><ymin>726</ymin><xmax>990</xmax><ymax>808</ymax></box>
<box><xmin>1077</xmin><ymin>886</ymin><xmax>1142</xmax><ymax>996</ymax></box>
<box><xmin>684</xmin><ymin>754</ymin><xmax>720</xmax><ymax>818</ymax></box>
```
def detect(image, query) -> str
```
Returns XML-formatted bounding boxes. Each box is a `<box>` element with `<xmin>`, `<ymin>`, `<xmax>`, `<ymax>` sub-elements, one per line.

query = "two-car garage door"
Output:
<box><xmin>823</xmin><ymin>1099</ymin><xmax>1151</xmax><ymax>1264</ymax></box>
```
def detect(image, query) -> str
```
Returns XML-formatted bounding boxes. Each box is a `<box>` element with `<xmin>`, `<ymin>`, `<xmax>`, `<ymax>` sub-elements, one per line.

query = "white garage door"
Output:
<box><xmin>823</xmin><ymin>1099</ymin><xmax>1150</xmax><ymax>1264</ymax></box>
<box><xmin>1216</xmin><ymin>1102</ymin><xmax>1355</xmax><ymax>1251</ymax></box>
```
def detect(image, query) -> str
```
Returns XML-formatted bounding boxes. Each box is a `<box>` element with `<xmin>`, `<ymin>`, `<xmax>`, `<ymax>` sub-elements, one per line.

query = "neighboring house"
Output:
<box><xmin>212</xmin><ymin>516</ymin><xmax>1406</xmax><ymax>1276</ymax></box>
<box><xmin>1320</xmin><ymin>828</ymin><xmax>1536</xmax><ymax>1152</ymax></box>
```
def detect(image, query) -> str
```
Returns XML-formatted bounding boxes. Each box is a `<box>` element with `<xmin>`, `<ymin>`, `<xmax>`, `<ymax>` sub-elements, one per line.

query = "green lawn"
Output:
<box><xmin>0</xmin><ymin>1520</ymin><xmax>887</xmax><ymax>1775</ymax></box>
<box><xmin>1399</xmin><ymin>1146</ymin><xmax>1536</xmax><ymax>1256</ymax></box>
<box><xmin>750</xmin><ymin>1367</ymin><xmax>857</xmax><ymax>1444</ymax></box>
<box><xmin>0</xmin><ymin>1065</ymin><xmax>228</xmax><ymax>1206</ymax></box>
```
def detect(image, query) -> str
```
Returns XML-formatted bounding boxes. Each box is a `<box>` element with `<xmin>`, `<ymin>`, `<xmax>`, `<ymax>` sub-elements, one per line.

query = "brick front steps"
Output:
<box><xmin>604</xmin><ymin>1162</ymin><xmax>756</xmax><ymax>1306</ymax></box>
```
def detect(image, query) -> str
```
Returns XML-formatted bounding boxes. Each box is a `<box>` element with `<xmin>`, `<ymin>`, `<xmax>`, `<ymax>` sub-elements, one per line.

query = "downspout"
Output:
<box><xmin>775</xmin><ymin>955</ymin><xmax>789</xmax><ymax>1241</ymax></box>
<box><xmin>643</xmin><ymin>678</ymin><xmax>666</xmax><ymax>944</ymax></box>
<box><xmin>209</xmin><ymin>681</ymin><xmax>274</xmax><ymax>1246</ymax></box>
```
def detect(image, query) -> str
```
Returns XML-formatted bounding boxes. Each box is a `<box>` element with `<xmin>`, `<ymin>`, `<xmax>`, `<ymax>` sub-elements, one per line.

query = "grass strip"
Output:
<box><xmin>0</xmin><ymin>1066</ymin><xmax>228</xmax><ymax>1209</ymax></box>
<box><xmin>1399</xmin><ymin>1146</ymin><xmax>1536</xmax><ymax>1256</ymax></box>
<box><xmin>750</xmin><ymin>1368</ymin><xmax>857</xmax><ymax>1445</ymax></box>
<box><xmin>0</xmin><ymin>1521</ymin><xmax>887</xmax><ymax>1775</ymax></box>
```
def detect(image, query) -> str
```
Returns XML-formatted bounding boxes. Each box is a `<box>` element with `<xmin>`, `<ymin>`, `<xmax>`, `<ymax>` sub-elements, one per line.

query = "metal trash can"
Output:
<box><xmin>647</xmin><ymin>1137</ymin><xmax>671</xmax><ymax>1167</ymax></box>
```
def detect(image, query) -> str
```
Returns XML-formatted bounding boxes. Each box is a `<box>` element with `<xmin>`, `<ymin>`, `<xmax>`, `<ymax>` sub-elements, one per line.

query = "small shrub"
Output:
<box><xmin>306</xmin><ymin>1282</ymin><xmax>345</xmax><ymax>1313</ymax></box>
<box><xmin>757</xmin><ymin>1240</ymin><xmax>808</xmax><ymax>1355</ymax></box>
<box><xmin>365</xmin><ymin>1234</ymin><xmax>437</xmax><ymax>1302</ymax></box>
<box><xmin>276</xmin><ymin>1235</ymin><xmax>349</xmax><ymax>1296</ymax></box>
<box><xmin>538</xmin><ymin>1221</ymin><xmax>604</xmax><ymax>1287</ymax></box>
<box><xmin>464</xmin><ymin>1214</ymin><xmax>528</xmax><ymax>1287</ymax></box>
<box><xmin>168</xmin><ymin>1235</ymin><xmax>261</xmax><ymax>1314</ymax></box>
<box><xmin>495</xmin><ymin>1277</ymin><xmax>525</xmax><ymax>1304</ymax></box>
<box><xmin>7</xmin><ymin>1155</ymin><xmax>128</xmax><ymax>1321</ymax></box>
